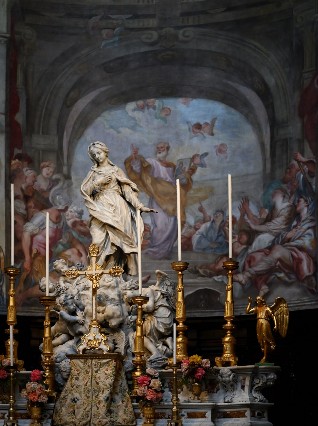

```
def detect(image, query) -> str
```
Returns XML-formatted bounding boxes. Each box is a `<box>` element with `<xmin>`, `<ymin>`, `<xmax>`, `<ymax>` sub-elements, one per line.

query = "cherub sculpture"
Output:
<box><xmin>246</xmin><ymin>296</ymin><xmax>289</xmax><ymax>364</ymax></box>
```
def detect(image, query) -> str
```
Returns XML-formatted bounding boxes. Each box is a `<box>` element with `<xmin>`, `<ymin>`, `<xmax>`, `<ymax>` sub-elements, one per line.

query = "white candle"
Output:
<box><xmin>9</xmin><ymin>325</ymin><xmax>14</xmax><ymax>366</ymax></box>
<box><xmin>10</xmin><ymin>184</ymin><xmax>14</xmax><ymax>265</ymax></box>
<box><xmin>137</xmin><ymin>209</ymin><xmax>142</xmax><ymax>295</ymax></box>
<box><xmin>176</xmin><ymin>179</ymin><xmax>182</xmax><ymax>261</ymax></box>
<box><xmin>173</xmin><ymin>322</ymin><xmax>177</xmax><ymax>365</ymax></box>
<box><xmin>46</xmin><ymin>212</ymin><xmax>50</xmax><ymax>296</ymax></box>
<box><xmin>228</xmin><ymin>174</ymin><xmax>232</xmax><ymax>258</ymax></box>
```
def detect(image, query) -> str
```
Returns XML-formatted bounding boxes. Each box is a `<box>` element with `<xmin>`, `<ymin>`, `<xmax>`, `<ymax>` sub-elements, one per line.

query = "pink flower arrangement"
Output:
<box><xmin>181</xmin><ymin>354</ymin><xmax>211</xmax><ymax>384</ymax></box>
<box><xmin>136</xmin><ymin>368</ymin><xmax>163</xmax><ymax>406</ymax></box>
<box><xmin>21</xmin><ymin>370</ymin><xmax>48</xmax><ymax>403</ymax></box>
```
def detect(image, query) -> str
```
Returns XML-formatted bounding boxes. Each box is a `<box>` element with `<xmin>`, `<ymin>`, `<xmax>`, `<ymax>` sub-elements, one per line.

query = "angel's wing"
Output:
<box><xmin>271</xmin><ymin>297</ymin><xmax>289</xmax><ymax>337</ymax></box>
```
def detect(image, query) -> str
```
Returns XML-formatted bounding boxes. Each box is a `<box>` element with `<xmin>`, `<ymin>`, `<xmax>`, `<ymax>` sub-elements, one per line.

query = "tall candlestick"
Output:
<box><xmin>137</xmin><ymin>209</ymin><xmax>142</xmax><ymax>295</ymax></box>
<box><xmin>9</xmin><ymin>325</ymin><xmax>14</xmax><ymax>366</ymax></box>
<box><xmin>173</xmin><ymin>322</ymin><xmax>177</xmax><ymax>364</ymax></box>
<box><xmin>46</xmin><ymin>212</ymin><xmax>50</xmax><ymax>296</ymax></box>
<box><xmin>228</xmin><ymin>174</ymin><xmax>232</xmax><ymax>258</ymax></box>
<box><xmin>176</xmin><ymin>179</ymin><xmax>182</xmax><ymax>261</ymax></box>
<box><xmin>11</xmin><ymin>184</ymin><xmax>14</xmax><ymax>265</ymax></box>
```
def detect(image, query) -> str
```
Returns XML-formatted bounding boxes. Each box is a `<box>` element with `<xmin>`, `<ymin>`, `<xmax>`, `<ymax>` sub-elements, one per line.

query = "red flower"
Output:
<box><xmin>146</xmin><ymin>388</ymin><xmax>162</xmax><ymax>403</ymax></box>
<box><xmin>181</xmin><ymin>355</ymin><xmax>211</xmax><ymax>384</ymax></box>
<box><xmin>137</xmin><ymin>375</ymin><xmax>151</xmax><ymax>387</ymax></box>
<box><xmin>0</xmin><ymin>369</ymin><xmax>8</xmax><ymax>379</ymax></box>
<box><xmin>30</xmin><ymin>369</ymin><xmax>42</xmax><ymax>382</ymax></box>
<box><xmin>20</xmin><ymin>370</ymin><xmax>48</xmax><ymax>403</ymax></box>
<box><xmin>28</xmin><ymin>392</ymin><xmax>39</xmax><ymax>402</ymax></box>
<box><xmin>136</xmin><ymin>368</ymin><xmax>163</xmax><ymax>407</ymax></box>
<box><xmin>194</xmin><ymin>367</ymin><xmax>206</xmax><ymax>381</ymax></box>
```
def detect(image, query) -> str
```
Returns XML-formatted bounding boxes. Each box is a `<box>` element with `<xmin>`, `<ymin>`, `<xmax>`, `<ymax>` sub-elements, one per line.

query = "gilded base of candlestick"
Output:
<box><xmin>214</xmin><ymin>328</ymin><xmax>238</xmax><ymax>367</ymax></box>
<box><xmin>141</xmin><ymin>402</ymin><xmax>155</xmax><ymax>426</ymax></box>
<box><xmin>167</xmin><ymin>364</ymin><xmax>182</xmax><ymax>426</ymax></box>
<box><xmin>4</xmin><ymin>365</ymin><xmax>18</xmax><ymax>426</ymax></box>
<box><xmin>215</xmin><ymin>259</ymin><xmax>239</xmax><ymax>367</ymax></box>
<box><xmin>171</xmin><ymin>261</ymin><xmax>188</xmax><ymax>363</ymax></box>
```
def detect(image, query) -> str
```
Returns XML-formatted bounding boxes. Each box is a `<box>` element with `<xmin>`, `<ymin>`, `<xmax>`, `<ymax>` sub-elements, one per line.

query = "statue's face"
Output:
<box><xmin>90</xmin><ymin>147</ymin><xmax>108</xmax><ymax>163</ymax></box>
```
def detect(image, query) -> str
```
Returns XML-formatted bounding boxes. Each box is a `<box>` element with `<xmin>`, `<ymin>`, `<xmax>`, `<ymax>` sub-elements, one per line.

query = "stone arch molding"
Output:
<box><xmin>31</xmin><ymin>28</ymin><xmax>290</xmax><ymax>175</ymax></box>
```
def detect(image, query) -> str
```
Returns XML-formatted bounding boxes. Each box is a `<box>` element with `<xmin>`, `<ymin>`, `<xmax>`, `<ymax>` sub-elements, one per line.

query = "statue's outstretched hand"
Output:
<box><xmin>140</xmin><ymin>206</ymin><xmax>158</xmax><ymax>213</ymax></box>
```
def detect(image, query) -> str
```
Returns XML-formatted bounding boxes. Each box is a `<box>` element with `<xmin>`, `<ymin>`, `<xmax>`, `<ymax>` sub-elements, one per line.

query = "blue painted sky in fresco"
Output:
<box><xmin>71</xmin><ymin>98</ymin><xmax>262</xmax><ymax>222</ymax></box>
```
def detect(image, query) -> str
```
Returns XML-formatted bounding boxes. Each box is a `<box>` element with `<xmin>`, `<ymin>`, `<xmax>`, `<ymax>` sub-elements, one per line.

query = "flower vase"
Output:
<box><xmin>142</xmin><ymin>402</ymin><xmax>155</xmax><ymax>426</ymax></box>
<box><xmin>28</xmin><ymin>402</ymin><xmax>42</xmax><ymax>426</ymax></box>
<box><xmin>191</xmin><ymin>381</ymin><xmax>202</xmax><ymax>400</ymax></box>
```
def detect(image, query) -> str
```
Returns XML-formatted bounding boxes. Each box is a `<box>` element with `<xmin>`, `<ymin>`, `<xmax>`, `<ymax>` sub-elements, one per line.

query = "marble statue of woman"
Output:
<box><xmin>81</xmin><ymin>141</ymin><xmax>155</xmax><ymax>275</ymax></box>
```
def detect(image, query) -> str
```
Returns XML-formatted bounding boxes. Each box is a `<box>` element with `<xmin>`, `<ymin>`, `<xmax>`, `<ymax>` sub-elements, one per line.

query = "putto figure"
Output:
<box><xmin>246</xmin><ymin>296</ymin><xmax>289</xmax><ymax>364</ymax></box>
<box><xmin>81</xmin><ymin>141</ymin><xmax>155</xmax><ymax>275</ymax></box>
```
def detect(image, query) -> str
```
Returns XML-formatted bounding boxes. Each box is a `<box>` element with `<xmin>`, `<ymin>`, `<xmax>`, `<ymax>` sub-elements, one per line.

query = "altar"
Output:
<box><xmin>0</xmin><ymin>364</ymin><xmax>279</xmax><ymax>426</ymax></box>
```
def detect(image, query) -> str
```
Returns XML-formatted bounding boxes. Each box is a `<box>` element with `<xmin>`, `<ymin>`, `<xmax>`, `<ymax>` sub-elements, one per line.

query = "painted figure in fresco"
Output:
<box><xmin>246</xmin><ymin>296</ymin><xmax>289</xmax><ymax>363</ymax></box>
<box><xmin>34</xmin><ymin>160</ymin><xmax>57</xmax><ymax>204</ymax></box>
<box><xmin>124</xmin><ymin>141</ymin><xmax>197</xmax><ymax>259</ymax></box>
<box><xmin>236</xmin><ymin>195</ymin><xmax>316</xmax><ymax>296</ymax></box>
<box><xmin>187</xmin><ymin>116</ymin><xmax>217</xmax><ymax>138</ymax></box>
<box><xmin>16</xmin><ymin>196</ymin><xmax>69</xmax><ymax>306</ymax></box>
<box><xmin>52</xmin><ymin>203</ymin><xmax>91</xmax><ymax>266</ymax></box>
<box><xmin>189</xmin><ymin>229</ymin><xmax>252</xmax><ymax>277</ymax></box>
<box><xmin>81</xmin><ymin>141</ymin><xmax>155</xmax><ymax>275</ymax></box>
<box><xmin>10</xmin><ymin>161</ymin><xmax>49</xmax><ymax>262</ymax></box>
<box><xmin>192</xmin><ymin>209</ymin><xmax>228</xmax><ymax>255</ymax></box>
<box><xmin>181</xmin><ymin>203</ymin><xmax>210</xmax><ymax>251</ymax></box>
<box><xmin>261</xmin><ymin>151</ymin><xmax>315</xmax><ymax>210</ymax></box>
<box><xmin>292</xmin><ymin>151</ymin><xmax>316</xmax><ymax>197</ymax></box>
<box><xmin>22</xmin><ymin>202</ymin><xmax>67</xmax><ymax>274</ymax></box>
<box><xmin>241</xmin><ymin>187</ymin><xmax>295</xmax><ymax>254</ymax></box>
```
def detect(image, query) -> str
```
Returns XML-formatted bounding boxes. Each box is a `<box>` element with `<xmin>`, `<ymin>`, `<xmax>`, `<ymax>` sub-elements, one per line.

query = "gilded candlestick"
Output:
<box><xmin>171</xmin><ymin>261</ymin><xmax>188</xmax><ymax>362</ymax></box>
<box><xmin>167</xmin><ymin>364</ymin><xmax>182</xmax><ymax>426</ymax></box>
<box><xmin>5</xmin><ymin>267</ymin><xmax>20</xmax><ymax>365</ymax></box>
<box><xmin>215</xmin><ymin>259</ymin><xmax>239</xmax><ymax>367</ymax></box>
<box><xmin>4</xmin><ymin>364</ymin><xmax>18</xmax><ymax>426</ymax></box>
<box><xmin>131</xmin><ymin>295</ymin><xmax>148</xmax><ymax>395</ymax></box>
<box><xmin>40</xmin><ymin>295</ymin><xmax>57</xmax><ymax>398</ymax></box>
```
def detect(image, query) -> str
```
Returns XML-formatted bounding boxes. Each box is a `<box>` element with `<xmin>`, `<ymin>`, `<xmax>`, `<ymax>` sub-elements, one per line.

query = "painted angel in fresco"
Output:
<box><xmin>187</xmin><ymin>117</ymin><xmax>217</xmax><ymax>138</ymax></box>
<box><xmin>246</xmin><ymin>296</ymin><xmax>289</xmax><ymax>363</ymax></box>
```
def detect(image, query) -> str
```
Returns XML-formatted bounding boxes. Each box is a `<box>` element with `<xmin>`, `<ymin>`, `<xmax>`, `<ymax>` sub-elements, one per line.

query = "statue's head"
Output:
<box><xmin>256</xmin><ymin>296</ymin><xmax>265</xmax><ymax>305</ymax></box>
<box><xmin>88</xmin><ymin>141</ymin><xmax>109</xmax><ymax>161</ymax></box>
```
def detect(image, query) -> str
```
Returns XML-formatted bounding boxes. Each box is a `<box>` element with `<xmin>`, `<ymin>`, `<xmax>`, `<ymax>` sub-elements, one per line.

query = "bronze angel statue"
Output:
<box><xmin>246</xmin><ymin>296</ymin><xmax>289</xmax><ymax>364</ymax></box>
